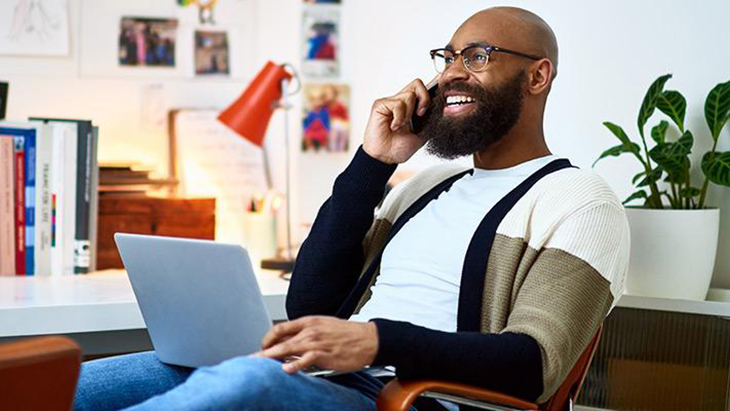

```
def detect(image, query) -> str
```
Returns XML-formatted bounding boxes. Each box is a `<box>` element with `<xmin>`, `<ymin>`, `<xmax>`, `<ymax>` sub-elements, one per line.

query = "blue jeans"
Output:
<box><xmin>73</xmin><ymin>351</ymin><xmax>409</xmax><ymax>410</ymax></box>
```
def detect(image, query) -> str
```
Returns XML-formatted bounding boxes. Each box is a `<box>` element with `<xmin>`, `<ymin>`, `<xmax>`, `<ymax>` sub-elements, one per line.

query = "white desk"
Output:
<box><xmin>4</xmin><ymin>269</ymin><xmax>730</xmax><ymax>357</ymax></box>
<box><xmin>0</xmin><ymin>269</ymin><xmax>289</xmax><ymax>355</ymax></box>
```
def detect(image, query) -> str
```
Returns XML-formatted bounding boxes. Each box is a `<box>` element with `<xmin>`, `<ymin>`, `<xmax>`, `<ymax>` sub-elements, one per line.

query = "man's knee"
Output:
<box><xmin>195</xmin><ymin>356</ymin><xmax>292</xmax><ymax>402</ymax></box>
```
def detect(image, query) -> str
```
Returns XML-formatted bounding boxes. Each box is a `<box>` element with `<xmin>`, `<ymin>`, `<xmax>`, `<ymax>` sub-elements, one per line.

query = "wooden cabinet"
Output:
<box><xmin>96</xmin><ymin>197</ymin><xmax>215</xmax><ymax>269</ymax></box>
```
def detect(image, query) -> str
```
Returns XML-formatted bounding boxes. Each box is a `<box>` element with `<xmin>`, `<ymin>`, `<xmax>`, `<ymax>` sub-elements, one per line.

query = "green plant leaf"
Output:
<box><xmin>623</xmin><ymin>190</ymin><xmax>648</xmax><ymax>206</ymax></box>
<box><xmin>603</xmin><ymin>121</ymin><xmax>637</xmax><ymax>152</ymax></box>
<box><xmin>705</xmin><ymin>81</ymin><xmax>730</xmax><ymax>141</ymax></box>
<box><xmin>664</xmin><ymin>170</ymin><xmax>690</xmax><ymax>184</ymax></box>
<box><xmin>633</xmin><ymin>166</ymin><xmax>664</xmax><ymax>187</ymax></box>
<box><xmin>702</xmin><ymin>151</ymin><xmax>730</xmax><ymax>187</ymax></box>
<box><xmin>592</xmin><ymin>143</ymin><xmax>641</xmax><ymax>167</ymax></box>
<box><xmin>680</xmin><ymin>187</ymin><xmax>701</xmax><ymax>198</ymax></box>
<box><xmin>638</xmin><ymin>74</ymin><xmax>672</xmax><ymax>132</ymax></box>
<box><xmin>632</xmin><ymin>171</ymin><xmax>645</xmax><ymax>185</ymax></box>
<box><xmin>657</xmin><ymin>90</ymin><xmax>686</xmax><ymax>131</ymax></box>
<box><xmin>676</xmin><ymin>130</ymin><xmax>694</xmax><ymax>153</ymax></box>
<box><xmin>651</xmin><ymin>120</ymin><xmax>669</xmax><ymax>144</ymax></box>
<box><xmin>649</xmin><ymin>130</ymin><xmax>693</xmax><ymax>175</ymax></box>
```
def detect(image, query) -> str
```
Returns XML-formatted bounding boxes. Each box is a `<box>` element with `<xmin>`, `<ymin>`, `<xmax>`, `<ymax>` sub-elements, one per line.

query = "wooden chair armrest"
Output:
<box><xmin>376</xmin><ymin>378</ymin><xmax>539</xmax><ymax>411</ymax></box>
<box><xmin>0</xmin><ymin>336</ymin><xmax>82</xmax><ymax>411</ymax></box>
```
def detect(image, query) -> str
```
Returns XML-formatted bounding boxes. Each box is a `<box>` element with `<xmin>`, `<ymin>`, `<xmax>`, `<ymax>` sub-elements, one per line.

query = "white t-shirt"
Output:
<box><xmin>350</xmin><ymin>155</ymin><xmax>558</xmax><ymax>331</ymax></box>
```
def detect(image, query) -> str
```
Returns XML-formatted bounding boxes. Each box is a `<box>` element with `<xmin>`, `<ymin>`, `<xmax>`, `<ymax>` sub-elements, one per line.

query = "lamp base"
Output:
<box><xmin>261</xmin><ymin>256</ymin><xmax>295</xmax><ymax>273</ymax></box>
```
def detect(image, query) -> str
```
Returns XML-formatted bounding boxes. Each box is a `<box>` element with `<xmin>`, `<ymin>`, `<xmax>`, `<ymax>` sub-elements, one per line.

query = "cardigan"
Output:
<box><xmin>286</xmin><ymin>146</ymin><xmax>630</xmax><ymax>403</ymax></box>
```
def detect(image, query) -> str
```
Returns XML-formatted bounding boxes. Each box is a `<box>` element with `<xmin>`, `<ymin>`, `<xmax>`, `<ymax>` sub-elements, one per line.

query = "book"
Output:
<box><xmin>31</xmin><ymin>118</ymin><xmax>90</xmax><ymax>274</ymax></box>
<box><xmin>31</xmin><ymin>121</ymin><xmax>53</xmax><ymax>276</ymax></box>
<box><xmin>49</xmin><ymin>124</ymin><xmax>68</xmax><ymax>275</ymax></box>
<box><xmin>46</xmin><ymin>122</ymin><xmax>78</xmax><ymax>276</ymax></box>
<box><xmin>88</xmin><ymin>126</ymin><xmax>99</xmax><ymax>272</ymax></box>
<box><xmin>61</xmin><ymin>122</ymin><xmax>78</xmax><ymax>276</ymax></box>
<box><xmin>1</xmin><ymin>123</ymin><xmax>38</xmax><ymax>275</ymax></box>
<box><xmin>0</xmin><ymin>137</ymin><xmax>14</xmax><ymax>275</ymax></box>
<box><xmin>13</xmin><ymin>135</ymin><xmax>25</xmax><ymax>275</ymax></box>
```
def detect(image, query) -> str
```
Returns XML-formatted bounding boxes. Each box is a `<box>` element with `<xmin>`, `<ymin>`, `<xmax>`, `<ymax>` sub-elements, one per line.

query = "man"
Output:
<box><xmin>75</xmin><ymin>6</ymin><xmax>629</xmax><ymax>411</ymax></box>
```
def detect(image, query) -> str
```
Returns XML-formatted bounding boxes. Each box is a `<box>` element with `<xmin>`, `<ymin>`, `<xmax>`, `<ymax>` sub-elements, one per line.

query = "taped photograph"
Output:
<box><xmin>302</xmin><ymin>83</ymin><xmax>350</xmax><ymax>153</ymax></box>
<box><xmin>119</xmin><ymin>17</ymin><xmax>178</xmax><ymax>67</ymax></box>
<box><xmin>195</xmin><ymin>30</ymin><xmax>230</xmax><ymax>76</ymax></box>
<box><xmin>301</xmin><ymin>8</ymin><xmax>339</xmax><ymax>78</ymax></box>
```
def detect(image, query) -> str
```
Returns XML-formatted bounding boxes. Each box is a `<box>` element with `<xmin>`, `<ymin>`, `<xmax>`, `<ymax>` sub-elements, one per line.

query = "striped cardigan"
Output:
<box><xmin>287</xmin><ymin>147</ymin><xmax>630</xmax><ymax>403</ymax></box>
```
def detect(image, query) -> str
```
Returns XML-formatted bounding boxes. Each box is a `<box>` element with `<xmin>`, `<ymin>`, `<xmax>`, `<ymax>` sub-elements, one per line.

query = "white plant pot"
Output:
<box><xmin>625</xmin><ymin>208</ymin><xmax>720</xmax><ymax>301</ymax></box>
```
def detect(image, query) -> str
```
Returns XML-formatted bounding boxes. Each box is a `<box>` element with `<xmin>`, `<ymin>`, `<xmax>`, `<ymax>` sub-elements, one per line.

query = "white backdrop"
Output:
<box><xmin>2</xmin><ymin>0</ymin><xmax>730</xmax><ymax>285</ymax></box>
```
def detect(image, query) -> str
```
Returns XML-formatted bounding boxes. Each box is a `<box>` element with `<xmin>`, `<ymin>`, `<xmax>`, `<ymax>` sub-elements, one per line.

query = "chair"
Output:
<box><xmin>0</xmin><ymin>336</ymin><xmax>82</xmax><ymax>411</ymax></box>
<box><xmin>377</xmin><ymin>326</ymin><xmax>603</xmax><ymax>411</ymax></box>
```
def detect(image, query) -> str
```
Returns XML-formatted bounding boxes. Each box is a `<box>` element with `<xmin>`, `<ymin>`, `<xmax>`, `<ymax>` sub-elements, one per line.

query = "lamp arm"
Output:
<box><xmin>281</xmin><ymin>78</ymin><xmax>294</xmax><ymax>261</ymax></box>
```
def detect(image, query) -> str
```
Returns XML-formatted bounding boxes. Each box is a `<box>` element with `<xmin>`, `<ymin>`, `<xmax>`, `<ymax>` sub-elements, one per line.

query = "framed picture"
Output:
<box><xmin>302</xmin><ymin>83</ymin><xmax>350</xmax><ymax>153</ymax></box>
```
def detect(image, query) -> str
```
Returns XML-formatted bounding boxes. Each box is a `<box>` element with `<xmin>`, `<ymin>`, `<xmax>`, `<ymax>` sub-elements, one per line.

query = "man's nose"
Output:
<box><xmin>439</xmin><ymin>59</ymin><xmax>470</xmax><ymax>85</ymax></box>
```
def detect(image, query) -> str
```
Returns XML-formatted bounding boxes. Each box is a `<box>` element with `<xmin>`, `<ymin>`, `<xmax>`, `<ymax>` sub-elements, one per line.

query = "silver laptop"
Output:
<box><xmin>114</xmin><ymin>233</ymin><xmax>274</xmax><ymax>368</ymax></box>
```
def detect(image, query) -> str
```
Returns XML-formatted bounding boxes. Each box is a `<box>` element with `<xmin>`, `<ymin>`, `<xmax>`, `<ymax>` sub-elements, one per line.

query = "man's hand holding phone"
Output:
<box><xmin>362</xmin><ymin>78</ymin><xmax>436</xmax><ymax>165</ymax></box>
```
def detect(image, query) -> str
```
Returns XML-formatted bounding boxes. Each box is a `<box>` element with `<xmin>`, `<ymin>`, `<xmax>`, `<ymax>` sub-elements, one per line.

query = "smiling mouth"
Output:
<box><xmin>445</xmin><ymin>95</ymin><xmax>475</xmax><ymax>106</ymax></box>
<box><xmin>444</xmin><ymin>94</ymin><xmax>476</xmax><ymax>114</ymax></box>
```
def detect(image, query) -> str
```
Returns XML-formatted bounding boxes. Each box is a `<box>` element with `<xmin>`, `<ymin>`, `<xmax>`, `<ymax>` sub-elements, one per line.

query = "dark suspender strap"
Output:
<box><xmin>457</xmin><ymin>159</ymin><xmax>575</xmax><ymax>332</ymax></box>
<box><xmin>335</xmin><ymin>169</ymin><xmax>473</xmax><ymax>318</ymax></box>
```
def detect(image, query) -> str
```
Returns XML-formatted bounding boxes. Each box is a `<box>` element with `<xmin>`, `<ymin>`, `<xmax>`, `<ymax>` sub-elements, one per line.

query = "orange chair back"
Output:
<box><xmin>0</xmin><ymin>336</ymin><xmax>82</xmax><ymax>411</ymax></box>
<box><xmin>540</xmin><ymin>325</ymin><xmax>603</xmax><ymax>411</ymax></box>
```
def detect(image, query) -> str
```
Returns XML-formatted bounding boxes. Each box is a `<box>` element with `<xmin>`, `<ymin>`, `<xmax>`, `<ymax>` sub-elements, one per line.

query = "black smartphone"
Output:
<box><xmin>410</xmin><ymin>82</ymin><xmax>439</xmax><ymax>136</ymax></box>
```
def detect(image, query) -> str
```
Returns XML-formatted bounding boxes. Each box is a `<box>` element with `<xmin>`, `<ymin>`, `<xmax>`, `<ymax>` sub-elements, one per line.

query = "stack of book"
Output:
<box><xmin>99</xmin><ymin>163</ymin><xmax>177</xmax><ymax>197</ymax></box>
<box><xmin>0</xmin><ymin>118</ymin><xmax>99</xmax><ymax>276</ymax></box>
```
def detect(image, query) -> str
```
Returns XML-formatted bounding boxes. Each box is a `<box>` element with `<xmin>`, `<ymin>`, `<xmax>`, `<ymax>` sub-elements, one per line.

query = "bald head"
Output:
<box><xmin>456</xmin><ymin>7</ymin><xmax>559</xmax><ymax>79</ymax></box>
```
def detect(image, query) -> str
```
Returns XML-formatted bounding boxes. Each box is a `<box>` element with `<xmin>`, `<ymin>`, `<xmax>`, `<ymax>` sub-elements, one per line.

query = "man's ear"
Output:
<box><xmin>526</xmin><ymin>58</ymin><xmax>554</xmax><ymax>95</ymax></box>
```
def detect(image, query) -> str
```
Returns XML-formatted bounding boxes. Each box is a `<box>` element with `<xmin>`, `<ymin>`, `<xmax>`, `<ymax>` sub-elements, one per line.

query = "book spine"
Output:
<box><xmin>62</xmin><ymin>125</ymin><xmax>77</xmax><ymax>275</ymax></box>
<box><xmin>34</xmin><ymin>124</ymin><xmax>52</xmax><ymax>276</ymax></box>
<box><xmin>0</xmin><ymin>138</ymin><xmax>14</xmax><ymax>275</ymax></box>
<box><xmin>74</xmin><ymin>125</ymin><xmax>91</xmax><ymax>274</ymax></box>
<box><xmin>50</xmin><ymin>126</ymin><xmax>65</xmax><ymax>276</ymax></box>
<box><xmin>88</xmin><ymin>126</ymin><xmax>99</xmax><ymax>272</ymax></box>
<box><xmin>24</xmin><ymin>130</ymin><xmax>36</xmax><ymax>275</ymax></box>
<box><xmin>13</xmin><ymin>136</ymin><xmax>25</xmax><ymax>275</ymax></box>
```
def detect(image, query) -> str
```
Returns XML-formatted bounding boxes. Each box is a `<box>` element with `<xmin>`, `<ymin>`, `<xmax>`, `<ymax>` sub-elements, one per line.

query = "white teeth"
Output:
<box><xmin>446</xmin><ymin>95</ymin><xmax>475</xmax><ymax>105</ymax></box>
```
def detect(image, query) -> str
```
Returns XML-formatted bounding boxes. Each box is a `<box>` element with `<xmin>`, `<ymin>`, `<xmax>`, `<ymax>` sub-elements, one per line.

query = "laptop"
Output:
<box><xmin>115</xmin><ymin>233</ymin><xmax>279</xmax><ymax>368</ymax></box>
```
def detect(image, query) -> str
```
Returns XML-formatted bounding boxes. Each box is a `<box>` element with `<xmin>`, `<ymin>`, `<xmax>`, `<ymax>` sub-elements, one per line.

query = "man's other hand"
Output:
<box><xmin>362</xmin><ymin>78</ymin><xmax>433</xmax><ymax>165</ymax></box>
<box><xmin>256</xmin><ymin>316</ymin><xmax>379</xmax><ymax>374</ymax></box>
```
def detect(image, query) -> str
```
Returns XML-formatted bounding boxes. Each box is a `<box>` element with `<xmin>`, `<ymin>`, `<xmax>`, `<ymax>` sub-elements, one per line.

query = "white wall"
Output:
<box><xmin>3</xmin><ymin>0</ymin><xmax>730</xmax><ymax>285</ymax></box>
<box><xmin>341</xmin><ymin>0</ymin><xmax>730</xmax><ymax>287</ymax></box>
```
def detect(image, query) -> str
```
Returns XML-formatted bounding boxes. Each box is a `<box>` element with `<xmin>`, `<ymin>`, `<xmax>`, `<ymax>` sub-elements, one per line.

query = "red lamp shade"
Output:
<box><xmin>218</xmin><ymin>61</ymin><xmax>293</xmax><ymax>147</ymax></box>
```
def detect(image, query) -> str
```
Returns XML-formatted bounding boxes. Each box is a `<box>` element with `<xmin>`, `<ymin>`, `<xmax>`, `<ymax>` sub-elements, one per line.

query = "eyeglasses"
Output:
<box><xmin>429</xmin><ymin>43</ymin><xmax>543</xmax><ymax>74</ymax></box>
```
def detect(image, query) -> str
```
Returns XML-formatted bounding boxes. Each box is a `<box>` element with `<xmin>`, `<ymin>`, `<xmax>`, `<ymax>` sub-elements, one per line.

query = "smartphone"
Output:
<box><xmin>410</xmin><ymin>81</ymin><xmax>439</xmax><ymax>136</ymax></box>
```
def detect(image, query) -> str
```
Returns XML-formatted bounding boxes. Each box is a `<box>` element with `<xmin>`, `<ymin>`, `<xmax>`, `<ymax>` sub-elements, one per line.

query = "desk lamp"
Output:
<box><xmin>218</xmin><ymin>61</ymin><xmax>299</xmax><ymax>273</ymax></box>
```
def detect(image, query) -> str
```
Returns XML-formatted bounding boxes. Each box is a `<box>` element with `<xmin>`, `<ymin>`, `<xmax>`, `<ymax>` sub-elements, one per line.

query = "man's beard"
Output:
<box><xmin>420</xmin><ymin>70</ymin><xmax>527</xmax><ymax>160</ymax></box>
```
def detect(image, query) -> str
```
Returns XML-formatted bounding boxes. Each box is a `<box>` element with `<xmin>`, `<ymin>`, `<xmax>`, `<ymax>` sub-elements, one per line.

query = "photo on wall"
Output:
<box><xmin>303</xmin><ymin>0</ymin><xmax>341</xmax><ymax>3</ymax></box>
<box><xmin>118</xmin><ymin>17</ymin><xmax>178</xmax><ymax>67</ymax></box>
<box><xmin>301</xmin><ymin>8</ymin><xmax>340</xmax><ymax>78</ymax></box>
<box><xmin>194</xmin><ymin>30</ymin><xmax>230</xmax><ymax>76</ymax></box>
<box><xmin>302</xmin><ymin>83</ymin><xmax>350</xmax><ymax>153</ymax></box>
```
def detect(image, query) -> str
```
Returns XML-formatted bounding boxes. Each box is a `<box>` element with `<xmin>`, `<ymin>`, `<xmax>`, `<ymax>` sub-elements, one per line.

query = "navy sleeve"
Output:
<box><xmin>371</xmin><ymin>319</ymin><xmax>544</xmax><ymax>402</ymax></box>
<box><xmin>286</xmin><ymin>146</ymin><xmax>397</xmax><ymax>320</ymax></box>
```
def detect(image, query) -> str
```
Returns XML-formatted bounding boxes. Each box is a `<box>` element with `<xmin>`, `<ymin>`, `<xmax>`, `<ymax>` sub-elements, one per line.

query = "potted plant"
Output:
<box><xmin>594</xmin><ymin>74</ymin><xmax>730</xmax><ymax>300</ymax></box>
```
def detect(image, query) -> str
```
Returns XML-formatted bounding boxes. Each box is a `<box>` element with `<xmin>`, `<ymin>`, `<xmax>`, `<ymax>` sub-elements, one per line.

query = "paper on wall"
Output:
<box><xmin>0</xmin><ymin>0</ymin><xmax>70</xmax><ymax>57</ymax></box>
<box><xmin>172</xmin><ymin>109</ymin><xmax>268</xmax><ymax>246</ymax></box>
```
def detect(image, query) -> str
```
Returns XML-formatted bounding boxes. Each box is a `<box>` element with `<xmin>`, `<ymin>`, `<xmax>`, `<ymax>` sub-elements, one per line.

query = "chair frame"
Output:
<box><xmin>377</xmin><ymin>326</ymin><xmax>603</xmax><ymax>411</ymax></box>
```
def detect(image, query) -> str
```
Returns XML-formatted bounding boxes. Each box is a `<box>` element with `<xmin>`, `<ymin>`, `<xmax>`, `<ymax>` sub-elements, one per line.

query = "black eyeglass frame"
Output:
<box><xmin>429</xmin><ymin>43</ymin><xmax>543</xmax><ymax>73</ymax></box>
